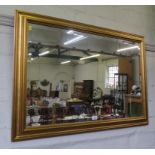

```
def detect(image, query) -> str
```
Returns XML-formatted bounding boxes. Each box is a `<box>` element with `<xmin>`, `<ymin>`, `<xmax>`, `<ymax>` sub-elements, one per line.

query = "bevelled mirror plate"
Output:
<box><xmin>12</xmin><ymin>10</ymin><xmax>148</xmax><ymax>141</ymax></box>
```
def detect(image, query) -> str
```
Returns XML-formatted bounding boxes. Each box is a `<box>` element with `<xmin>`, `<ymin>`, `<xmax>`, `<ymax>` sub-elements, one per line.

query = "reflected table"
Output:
<box><xmin>125</xmin><ymin>94</ymin><xmax>143</xmax><ymax>117</ymax></box>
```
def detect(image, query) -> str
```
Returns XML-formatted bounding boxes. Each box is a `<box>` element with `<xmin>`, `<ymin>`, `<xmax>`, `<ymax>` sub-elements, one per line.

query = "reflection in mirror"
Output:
<box><xmin>26</xmin><ymin>23</ymin><xmax>143</xmax><ymax>127</ymax></box>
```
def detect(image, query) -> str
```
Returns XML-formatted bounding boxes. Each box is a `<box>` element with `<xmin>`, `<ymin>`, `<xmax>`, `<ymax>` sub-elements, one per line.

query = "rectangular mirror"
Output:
<box><xmin>12</xmin><ymin>10</ymin><xmax>148</xmax><ymax>141</ymax></box>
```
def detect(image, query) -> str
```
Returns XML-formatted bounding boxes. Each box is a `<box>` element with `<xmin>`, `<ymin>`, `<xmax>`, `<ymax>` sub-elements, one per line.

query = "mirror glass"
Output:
<box><xmin>26</xmin><ymin>23</ymin><xmax>143</xmax><ymax>127</ymax></box>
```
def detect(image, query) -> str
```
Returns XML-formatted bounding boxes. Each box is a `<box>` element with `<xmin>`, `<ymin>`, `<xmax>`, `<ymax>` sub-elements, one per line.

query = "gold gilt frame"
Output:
<box><xmin>12</xmin><ymin>10</ymin><xmax>148</xmax><ymax>141</ymax></box>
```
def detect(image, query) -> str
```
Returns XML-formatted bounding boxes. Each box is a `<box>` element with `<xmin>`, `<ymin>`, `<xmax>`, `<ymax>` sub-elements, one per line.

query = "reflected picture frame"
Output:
<box><xmin>12</xmin><ymin>10</ymin><xmax>148</xmax><ymax>141</ymax></box>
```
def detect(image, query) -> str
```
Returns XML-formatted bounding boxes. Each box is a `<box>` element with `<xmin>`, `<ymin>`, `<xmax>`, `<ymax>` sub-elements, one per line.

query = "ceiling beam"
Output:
<box><xmin>57</xmin><ymin>46</ymin><xmax>61</xmax><ymax>57</ymax></box>
<box><xmin>60</xmin><ymin>49</ymin><xmax>90</xmax><ymax>56</ymax></box>
<box><xmin>60</xmin><ymin>49</ymin><xmax>69</xmax><ymax>54</ymax></box>
<box><xmin>42</xmin><ymin>54</ymin><xmax>97</xmax><ymax>62</ymax></box>
<box><xmin>29</xmin><ymin>42</ymin><xmax>127</xmax><ymax>57</ymax></box>
<box><xmin>43</xmin><ymin>54</ymin><xmax>80</xmax><ymax>60</ymax></box>
<box><xmin>82</xmin><ymin>51</ymin><xmax>91</xmax><ymax>56</ymax></box>
<box><xmin>29</xmin><ymin>42</ymin><xmax>105</xmax><ymax>54</ymax></box>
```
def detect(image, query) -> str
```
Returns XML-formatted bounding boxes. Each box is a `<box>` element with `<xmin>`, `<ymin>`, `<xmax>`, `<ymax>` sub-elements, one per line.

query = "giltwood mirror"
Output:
<box><xmin>12</xmin><ymin>10</ymin><xmax>148</xmax><ymax>141</ymax></box>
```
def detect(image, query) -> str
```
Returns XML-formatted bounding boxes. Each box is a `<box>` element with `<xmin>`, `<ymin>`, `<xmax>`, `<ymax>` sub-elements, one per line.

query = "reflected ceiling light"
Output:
<box><xmin>80</xmin><ymin>54</ymin><xmax>100</xmax><ymax>60</ymax></box>
<box><xmin>117</xmin><ymin>45</ymin><xmax>140</xmax><ymax>52</ymax></box>
<box><xmin>39</xmin><ymin>51</ymin><xmax>50</xmax><ymax>56</ymax></box>
<box><xmin>28</xmin><ymin>53</ymin><xmax>32</xmax><ymax>56</ymax></box>
<box><xmin>67</xmin><ymin>30</ymin><xmax>80</xmax><ymax>36</ymax></box>
<box><xmin>30</xmin><ymin>58</ymin><xmax>34</xmax><ymax>61</ymax></box>
<box><xmin>67</xmin><ymin>30</ymin><xmax>74</xmax><ymax>34</ymax></box>
<box><xmin>60</xmin><ymin>60</ymin><xmax>71</xmax><ymax>64</ymax></box>
<box><xmin>73</xmin><ymin>33</ymin><xmax>79</xmax><ymax>36</ymax></box>
<box><xmin>64</xmin><ymin>35</ymin><xmax>86</xmax><ymax>45</ymax></box>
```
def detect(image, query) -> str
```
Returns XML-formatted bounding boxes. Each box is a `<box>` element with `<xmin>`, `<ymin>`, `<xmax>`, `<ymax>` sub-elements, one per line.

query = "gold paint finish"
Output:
<box><xmin>12</xmin><ymin>10</ymin><xmax>148</xmax><ymax>141</ymax></box>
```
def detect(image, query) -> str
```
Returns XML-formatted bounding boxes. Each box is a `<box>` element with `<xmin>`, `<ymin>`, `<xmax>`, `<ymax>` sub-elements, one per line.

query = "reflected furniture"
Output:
<box><xmin>125</xmin><ymin>94</ymin><xmax>143</xmax><ymax>117</ymax></box>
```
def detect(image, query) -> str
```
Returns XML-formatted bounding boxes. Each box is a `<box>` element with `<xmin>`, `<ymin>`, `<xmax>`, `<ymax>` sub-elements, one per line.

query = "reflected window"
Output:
<box><xmin>106</xmin><ymin>66</ymin><xmax>118</xmax><ymax>88</ymax></box>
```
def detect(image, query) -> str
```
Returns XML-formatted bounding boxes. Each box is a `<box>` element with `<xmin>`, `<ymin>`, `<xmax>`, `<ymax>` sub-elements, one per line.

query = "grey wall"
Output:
<box><xmin>0</xmin><ymin>5</ymin><xmax>155</xmax><ymax>149</ymax></box>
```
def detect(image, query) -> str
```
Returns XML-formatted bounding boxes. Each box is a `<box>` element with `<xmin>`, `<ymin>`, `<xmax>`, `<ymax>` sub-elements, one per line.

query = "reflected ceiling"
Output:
<box><xmin>28</xmin><ymin>23</ymin><xmax>140</xmax><ymax>64</ymax></box>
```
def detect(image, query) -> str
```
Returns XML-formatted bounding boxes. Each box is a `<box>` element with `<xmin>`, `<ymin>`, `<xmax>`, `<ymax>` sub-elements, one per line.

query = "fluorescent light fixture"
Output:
<box><xmin>117</xmin><ymin>45</ymin><xmax>140</xmax><ymax>52</ymax></box>
<box><xmin>67</xmin><ymin>30</ymin><xmax>74</xmax><ymax>34</ymax></box>
<box><xmin>73</xmin><ymin>33</ymin><xmax>79</xmax><ymax>36</ymax></box>
<box><xmin>80</xmin><ymin>54</ymin><xmax>100</xmax><ymax>60</ymax></box>
<box><xmin>64</xmin><ymin>35</ymin><xmax>86</xmax><ymax>45</ymax></box>
<box><xmin>67</xmin><ymin>30</ymin><xmax>80</xmax><ymax>36</ymax></box>
<box><xmin>60</xmin><ymin>60</ymin><xmax>71</xmax><ymax>64</ymax></box>
<box><xmin>39</xmin><ymin>51</ymin><xmax>50</xmax><ymax>56</ymax></box>
<box><xmin>28</xmin><ymin>53</ymin><xmax>32</xmax><ymax>56</ymax></box>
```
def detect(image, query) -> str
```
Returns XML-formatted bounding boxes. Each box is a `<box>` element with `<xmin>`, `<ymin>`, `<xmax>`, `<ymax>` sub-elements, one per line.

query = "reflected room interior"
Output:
<box><xmin>26</xmin><ymin>23</ymin><xmax>143</xmax><ymax>127</ymax></box>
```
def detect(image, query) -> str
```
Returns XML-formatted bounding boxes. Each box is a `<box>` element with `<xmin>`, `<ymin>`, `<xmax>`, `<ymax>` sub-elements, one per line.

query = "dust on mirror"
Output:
<box><xmin>26</xmin><ymin>23</ymin><xmax>143</xmax><ymax>127</ymax></box>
